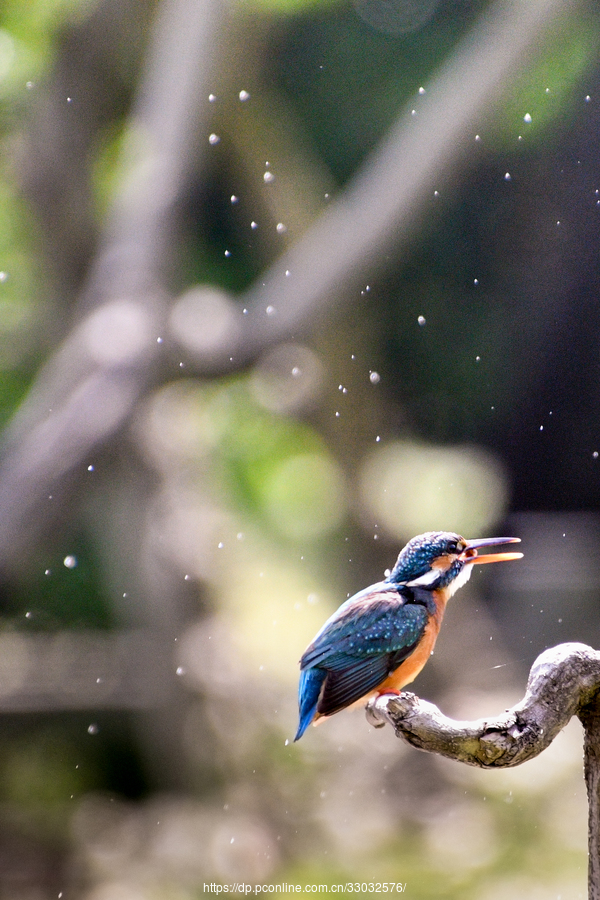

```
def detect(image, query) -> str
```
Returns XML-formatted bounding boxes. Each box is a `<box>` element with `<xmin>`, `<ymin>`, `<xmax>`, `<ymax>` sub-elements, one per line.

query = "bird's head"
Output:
<box><xmin>387</xmin><ymin>531</ymin><xmax>522</xmax><ymax>595</ymax></box>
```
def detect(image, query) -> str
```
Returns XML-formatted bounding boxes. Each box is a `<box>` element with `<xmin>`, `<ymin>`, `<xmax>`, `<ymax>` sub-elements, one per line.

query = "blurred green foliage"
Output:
<box><xmin>199</xmin><ymin>379</ymin><xmax>345</xmax><ymax>539</ymax></box>
<box><xmin>2</xmin><ymin>535</ymin><xmax>112</xmax><ymax>631</ymax></box>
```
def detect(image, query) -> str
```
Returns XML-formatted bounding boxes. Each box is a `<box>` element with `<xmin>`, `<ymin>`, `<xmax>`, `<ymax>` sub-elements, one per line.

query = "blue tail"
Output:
<box><xmin>294</xmin><ymin>667</ymin><xmax>326</xmax><ymax>741</ymax></box>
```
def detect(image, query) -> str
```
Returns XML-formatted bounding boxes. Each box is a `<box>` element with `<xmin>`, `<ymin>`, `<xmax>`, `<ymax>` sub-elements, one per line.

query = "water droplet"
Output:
<box><xmin>87</xmin><ymin>724</ymin><xmax>99</xmax><ymax>735</ymax></box>
<box><xmin>417</xmin><ymin>315</ymin><xmax>426</xmax><ymax>326</ymax></box>
<box><xmin>585</xmin><ymin>95</ymin><xmax>591</xmax><ymax>103</ymax></box>
<box><xmin>266</xmin><ymin>305</ymin><xmax>276</xmax><ymax>315</ymax></box>
<box><xmin>251</xmin><ymin>221</ymin><xmax>258</xmax><ymax>229</ymax></box>
<box><xmin>224</xmin><ymin>250</ymin><xmax>231</xmax><ymax>257</ymax></box>
<box><xmin>156</xmin><ymin>336</ymin><xmax>163</xmax><ymax>343</ymax></box>
<box><xmin>291</xmin><ymin>366</ymin><xmax>301</xmax><ymax>377</ymax></box>
<box><xmin>263</xmin><ymin>171</ymin><xmax>275</xmax><ymax>183</ymax></box>
<box><xmin>87</xmin><ymin>464</ymin><xmax>94</xmax><ymax>472</ymax></box>
<box><xmin>217</xmin><ymin>541</ymin><xmax>224</xmax><ymax>549</ymax></box>
<box><xmin>375</xmin><ymin>435</ymin><xmax>380</xmax><ymax>442</ymax></box>
<box><xmin>230</xmin><ymin>195</ymin><xmax>238</xmax><ymax>204</ymax></box>
<box><xmin>474</xmin><ymin>278</ymin><xmax>479</xmax><ymax>285</ymax></box>
<box><xmin>593</xmin><ymin>452</ymin><xmax>598</xmax><ymax>459</ymax></box>
<box><xmin>418</xmin><ymin>86</ymin><xmax>425</xmax><ymax>95</ymax></box>
<box><xmin>239</xmin><ymin>89</ymin><xmax>250</xmax><ymax>101</ymax></box>
<box><xmin>504</xmin><ymin>172</ymin><xmax>511</xmax><ymax>181</ymax></box>
<box><xmin>25</xmin><ymin>611</ymin><xmax>32</xmax><ymax>619</ymax></box>
<box><xmin>284</xmin><ymin>738</ymin><xmax>289</xmax><ymax>746</ymax></box>
<box><xmin>524</xmin><ymin>113</ymin><xmax>532</xmax><ymax>123</ymax></box>
<box><xmin>208</xmin><ymin>93</ymin><xmax>217</xmax><ymax>102</ymax></box>
<box><xmin>475</xmin><ymin>134</ymin><xmax>481</xmax><ymax>142</ymax></box>
<box><xmin>208</xmin><ymin>133</ymin><xmax>220</xmax><ymax>145</ymax></box>
<box><xmin>176</xmin><ymin>666</ymin><xmax>185</xmax><ymax>676</ymax></box>
<box><xmin>540</xmin><ymin>425</ymin><xmax>544</xmax><ymax>431</ymax></box>
<box><xmin>0</xmin><ymin>272</ymin><xmax>8</xmax><ymax>283</ymax></box>
<box><xmin>475</xmin><ymin>356</ymin><xmax>480</xmax><ymax>362</ymax></box>
<box><xmin>63</xmin><ymin>555</ymin><xmax>77</xmax><ymax>569</ymax></box>
<box><xmin>44</xmin><ymin>569</ymin><xmax>51</xmax><ymax>576</ymax></box>
<box><xmin>434</xmin><ymin>190</ymin><xmax>439</xmax><ymax>197</ymax></box>
<box><xmin>276</xmin><ymin>222</ymin><xmax>287</xmax><ymax>233</ymax></box>
<box><xmin>237</xmin><ymin>532</ymin><xmax>244</xmax><ymax>540</ymax></box>
<box><xmin>369</xmin><ymin>371</ymin><xmax>380</xmax><ymax>384</ymax></box>
<box><xmin>26</xmin><ymin>81</ymin><xmax>34</xmax><ymax>90</ymax></box>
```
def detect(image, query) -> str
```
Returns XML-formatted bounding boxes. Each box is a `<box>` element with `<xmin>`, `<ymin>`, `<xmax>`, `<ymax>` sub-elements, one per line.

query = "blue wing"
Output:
<box><xmin>295</xmin><ymin>584</ymin><xmax>429</xmax><ymax>738</ymax></box>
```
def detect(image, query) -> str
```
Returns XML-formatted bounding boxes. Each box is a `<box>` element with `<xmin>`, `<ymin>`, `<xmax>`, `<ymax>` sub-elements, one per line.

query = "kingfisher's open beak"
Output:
<box><xmin>460</xmin><ymin>536</ymin><xmax>523</xmax><ymax>565</ymax></box>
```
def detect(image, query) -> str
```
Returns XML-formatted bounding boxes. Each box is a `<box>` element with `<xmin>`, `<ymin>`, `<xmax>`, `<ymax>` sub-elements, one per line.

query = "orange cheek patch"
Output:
<box><xmin>431</xmin><ymin>554</ymin><xmax>457</xmax><ymax>570</ymax></box>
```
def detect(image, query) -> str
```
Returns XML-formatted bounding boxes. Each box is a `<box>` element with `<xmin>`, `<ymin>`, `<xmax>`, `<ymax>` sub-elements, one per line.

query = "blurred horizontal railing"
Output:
<box><xmin>0</xmin><ymin>630</ymin><xmax>172</xmax><ymax>711</ymax></box>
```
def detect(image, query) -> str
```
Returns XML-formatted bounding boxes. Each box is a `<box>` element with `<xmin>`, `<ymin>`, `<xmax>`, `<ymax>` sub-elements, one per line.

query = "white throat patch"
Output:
<box><xmin>404</xmin><ymin>561</ymin><xmax>474</xmax><ymax>595</ymax></box>
<box><xmin>446</xmin><ymin>562</ymin><xmax>474</xmax><ymax>597</ymax></box>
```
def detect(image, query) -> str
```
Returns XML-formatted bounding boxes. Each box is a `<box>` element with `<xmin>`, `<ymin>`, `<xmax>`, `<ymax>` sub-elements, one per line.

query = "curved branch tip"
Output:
<box><xmin>367</xmin><ymin>642</ymin><xmax>600</xmax><ymax>769</ymax></box>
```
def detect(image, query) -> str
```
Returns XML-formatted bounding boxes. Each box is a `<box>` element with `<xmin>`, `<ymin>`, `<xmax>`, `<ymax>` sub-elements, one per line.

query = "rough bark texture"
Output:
<box><xmin>581</xmin><ymin>693</ymin><xmax>600</xmax><ymax>900</ymax></box>
<box><xmin>367</xmin><ymin>642</ymin><xmax>600</xmax><ymax>899</ymax></box>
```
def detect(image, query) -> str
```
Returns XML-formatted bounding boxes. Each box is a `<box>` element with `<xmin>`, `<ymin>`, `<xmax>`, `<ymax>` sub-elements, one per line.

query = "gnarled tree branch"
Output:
<box><xmin>368</xmin><ymin>642</ymin><xmax>600</xmax><ymax>766</ymax></box>
<box><xmin>367</xmin><ymin>642</ymin><xmax>600</xmax><ymax>900</ymax></box>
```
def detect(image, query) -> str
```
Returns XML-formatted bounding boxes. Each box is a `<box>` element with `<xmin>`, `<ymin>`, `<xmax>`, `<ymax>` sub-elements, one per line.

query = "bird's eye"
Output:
<box><xmin>447</xmin><ymin>540</ymin><xmax>459</xmax><ymax>553</ymax></box>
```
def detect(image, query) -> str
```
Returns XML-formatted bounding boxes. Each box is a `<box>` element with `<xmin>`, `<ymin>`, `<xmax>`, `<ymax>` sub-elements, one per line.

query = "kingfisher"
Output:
<box><xmin>294</xmin><ymin>531</ymin><xmax>522</xmax><ymax>740</ymax></box>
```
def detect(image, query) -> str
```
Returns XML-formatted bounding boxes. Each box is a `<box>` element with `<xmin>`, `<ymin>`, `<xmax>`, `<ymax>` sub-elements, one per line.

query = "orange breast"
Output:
<box><xmin>361</xmin><ymin>588</ymin><xmax>448</xmax><ymax>702</ymax></box>
<box><xmin>376</xmin><ymin>616</ymin><xmax>439</xmax><ymax>692</ymax></box>
<box><xmin>314</xmin><ymin>589</ymin><xmax>450</xmax><ymax>723</ymax></box>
